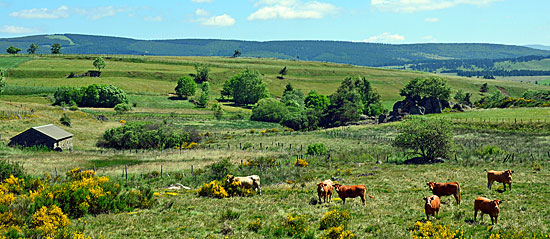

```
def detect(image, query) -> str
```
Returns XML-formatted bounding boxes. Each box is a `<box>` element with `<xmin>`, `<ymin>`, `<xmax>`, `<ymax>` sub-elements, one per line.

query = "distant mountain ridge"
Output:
<box><xmin>1</xmin><ymin>34</ymin><xmax>549</xmax><ymax>67</ymax></box>
<box><xmin>525</xmin><ymin>44</ymin><xmax>550</xmax><ymax>51</ymax></box>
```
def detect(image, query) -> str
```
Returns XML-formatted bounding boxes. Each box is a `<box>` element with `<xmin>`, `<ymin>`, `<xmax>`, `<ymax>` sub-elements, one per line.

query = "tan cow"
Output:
<box><xmin>423</xmin><ymin>195</ymin><xmax>441</xmax><ymax>220</ymax></box>
<box><xmin>474</xmin><ymin>196</ymin><xmax>502</xmax><ymax>224</ymax></box>
<box><xmin>227</xmin><ymin>174</ymin><xmax>262</xmax><ymax>195</ymax></box>
<box><xmin>333</xmin><ymin>184</ymin><xmax>374</xmax><ymax>206</ymax></box>
<box><xmin>427</xmin><ymin>182</ymin><xmax>461</xmax><ymax>205</ymax></box>
<box><xmin>485</xmin><ymin>169</ymin><xmax>514</xmax><ymax>191</ymax></box>
<box><xmin>317</xmin><ymin>179</ymin><xmax>333</xmax><ymax>204</ymax></box>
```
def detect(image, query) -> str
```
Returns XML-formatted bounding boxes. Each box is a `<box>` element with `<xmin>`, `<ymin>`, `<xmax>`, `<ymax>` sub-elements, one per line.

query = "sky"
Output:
<box><xmin>0</xmin><ymin>0</ymin><xmax>549</xmax><ymax>45</ymax></box>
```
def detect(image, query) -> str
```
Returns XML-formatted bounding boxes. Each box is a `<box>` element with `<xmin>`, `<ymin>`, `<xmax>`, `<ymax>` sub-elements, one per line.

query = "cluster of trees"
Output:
<box><xmin>250</xmin><ymin>76</ymin><xmax>385</xmax><ymax>131</ymax></box>
<box><xmin>450</xmin><ymin>69</ymin><xmax>550</xmax><ymax>77</ymax></box>
<box><xmin>54</xmin><ymin>84</ymin><xmax>128</xmax><ymax>108</ymax></box>
<box><xmin>221</xmin><ymin>69</ymin><xmax>269</xmax><ymax>105</ymax></box>
<box><xmin>399</xmin><ymin>77</ymin><xmax>451</xmax><ymax>101</ymax></box>
<box><xmin>5</xmin><ymin>43</ymin><xmax>62</xmax><ymax>55</ymax></box>
<box><xmin>175</xmin><ymin>69</ymin><xmax>210</xmax><ymax>107</ymax></box>
<box><xmin>99</xmin><ymin>122</ymin><xmax>198</xmax><ymax>150</ymax></box>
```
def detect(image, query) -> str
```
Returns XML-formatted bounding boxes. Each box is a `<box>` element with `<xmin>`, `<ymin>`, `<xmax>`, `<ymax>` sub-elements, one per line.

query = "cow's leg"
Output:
<box><xmin>474</xmin><ymin>209</ymin><xmax>478</xmax><ymax>221</ymax></box>
<box><xmin>494</xmin><ymin>215</ymin><xmax>498</xmax><ymax>224</ymax></box>
<box><xmin>342</xmin><ymin>198</ymin><xmax>346</xmax><ymax>205</ymax></box>
<box><xmin>488</xmin><ymin>181</ymin><xmax>492</xmax><ymax>190</ymax></box>
<box><xmin>328</xmin><ymin>193</ymin><xmax>332</xmax><ymax>203</ymax></box>
<box><xmin>436</xmin><ymin>208</ymin><xmax>439</xmax><ymax>217</ymax></box>
<box><xmin>454</xmin><ymin>194</ymin><xmax>460</xmax><ymax>205</ymax></box>
<box><xmin>480</xmin><ymin>213</ymin><xmax>484</xmax><ymax>222</ymax></box>
<box><xmin>361</xmin><ymin>195</ymin><xmax>366</xmax><ymax>206</ymax></box>
<box><xmin>509</xmin><ymin>183</ymin><xmax>512</xmax><ymax>191</ymax></box>
<box><xmin>502</xmin><ymin>182</ymin><xmax>507</xmax><ymax>191</ymax></box>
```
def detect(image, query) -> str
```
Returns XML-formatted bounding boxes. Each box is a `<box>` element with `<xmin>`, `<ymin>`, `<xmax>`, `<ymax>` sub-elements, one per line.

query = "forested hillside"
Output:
<box><xmin>1</xmin><ymin>34</ymin><xmax>549</xmax><ymax>67</ymax></box>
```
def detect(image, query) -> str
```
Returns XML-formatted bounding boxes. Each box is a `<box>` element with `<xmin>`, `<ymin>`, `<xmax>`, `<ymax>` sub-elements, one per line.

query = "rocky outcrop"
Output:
<box><xmin>379</xmin><ymin>96</ymin><xmax>451</xmax><ymax>123</ymax></box>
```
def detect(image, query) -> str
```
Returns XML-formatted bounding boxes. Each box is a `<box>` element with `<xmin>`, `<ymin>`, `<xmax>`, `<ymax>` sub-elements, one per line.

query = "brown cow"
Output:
<box><xmin>474</xmin><ymin>196</ymin><xmax>502</xmax><ymax>224</ymax></box>
<box><xmin>485</xmin><ymin>169</ymin><xmax>514</xmax><ymax>191</ymax></box>
<box><xmin>316</xmin><ymin>179</ymin><xmax>333</xmax><ymax>204</ymax></box>
<box><xmin>333</xmin><ymin>184</ymin><xmax>374</xmax><ymax>206</ymax></box>
<box><xmin>427</xmin><ymin>182</ymin><xmax>461</xmax><ymax>205</ymax></box>
<box><xmin>423</xmin><ymin>195</ymin><xmax>441</xmax><ymax>220</ymax></box>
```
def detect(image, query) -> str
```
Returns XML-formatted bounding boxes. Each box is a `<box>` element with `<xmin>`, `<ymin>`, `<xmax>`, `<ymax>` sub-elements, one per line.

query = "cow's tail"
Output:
<box><xmin>366</xmin><ymin>187</ymin><xmax>374</xmax><ymax>199</ymax></box>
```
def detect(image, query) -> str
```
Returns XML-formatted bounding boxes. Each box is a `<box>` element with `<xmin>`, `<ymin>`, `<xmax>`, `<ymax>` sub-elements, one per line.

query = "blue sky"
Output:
<box><xmin>0</xmin><ymin>0</ymin><xmax>549</xmax><ymax>45</ymax></box>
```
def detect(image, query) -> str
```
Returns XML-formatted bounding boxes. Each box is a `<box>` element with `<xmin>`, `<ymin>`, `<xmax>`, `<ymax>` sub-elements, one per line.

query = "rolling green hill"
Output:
<box><xmin>1</xmin><ymin>34</ymin><xmax>549</xmax><ymax>67</ymax></box>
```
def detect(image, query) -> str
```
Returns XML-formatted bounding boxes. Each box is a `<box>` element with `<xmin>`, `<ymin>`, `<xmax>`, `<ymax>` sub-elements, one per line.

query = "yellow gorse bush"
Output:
<box><xmin>320</xmin><ymin>208</ymin><xmax>352</xmax><ymax>230</ymax></box>
<box><xmin>32</xmin><ymin>205</ymin><xmax>70</xmax><ymax>239</ymax></box>
<box><xmin>295</xmin><ymin>159</ymin><xmax>308</xmax><ymax>167</ymax></box>
<box><xmin>198</xmin><ymin>180</ymin><xmax>229</xmax><ymax>198</ymax></box>
<box><xmin>283</xmin><ymin>213</ymin><xmax>308</xmax><ymax>236</ymax></box>
<box><xmin>321</xmin><ymin>225</ymin><xmax>356</xmax><ymax>239</ymax></box>
<box><xmin>411</xmin><ymin>221</ymin><xmax>464</xmax><ymax>239</ymax></box>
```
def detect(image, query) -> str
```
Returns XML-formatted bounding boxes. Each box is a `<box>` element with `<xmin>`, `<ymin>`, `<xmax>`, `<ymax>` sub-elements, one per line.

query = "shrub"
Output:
<box><xmin>114</xmin><ymin>103</ymin><xmax>132</xmax><ymax>114</ymax></box>
<box><xmin>283</xmin><ymin>213</ymin><xmax>309</xmax><ymax>237</ymax></box>
<box><xmin>197</xmin><ymin>180</ymin><xmax>228</xmax><ymax>199</ymax></box>
<box><xmin>224</xmin><ymin>180</ymin><xmax>255</xmax><ymax>197</ymax></box>
<box><xmin>400</xmin><ymin>77</ymin><xmax>451</xmax><ymax>101</ymax></box>
<box><xmin>307</xmin><ymin>143</ymin><xmax>327</xmax><ymax>155</ymax></box>
<box><xmin>281</xmin><ymin>109</ymin><xmax>321</xmax><ymax>131</ymax></box>
<box><xmin>59</xmin><ymin>113</ymin><xmax>71</xmax><ymax>127</ymax></box>
<box><xmin>100</xmin><ymin>122</ymin><xmax>191</xmax><ymax>150</ymax></box>
<box><xmin>305</xmin><ymin>90</ymin><xmax>330</xmax><ymax>111</ymax></box>
<box><xmin>225</xmin><ymin>69</ymin><xmax>269</xmax><ymax>105</ymax></box>
<box><xmin>207</xmin><ymin>158</ymin><xmax>233</xmax><ymax>181</ymax></box>
<box><xmin>54</xmin><ymin>84</ymin><xmax>128</xmax><ymax>108</ymax></box>
<box><xmin>0</xmin><ymin>69</ymin><xmax>6</xmax><ymax>95</ymax></box>
<box><xmin>194</xmin><ymin>64</ymin><xmax>210</xmax><ymax>83</ymax></box>
<box><xmin>474</xmin><ymin>145</ymin><xmax>503</xmax><ymax>160</ymax></box>
<box><xmin>393</xmin><ymin>117</ymin><xmax>453</xmax><ymax>162</ymax></box>
<box><xmin>320</xmin><ymin>208</ymin><xmax>352</xmax><ymax>230</ymax></box>
<box><xmin>250</xmin><ymin>98</ymin><xmax>289</xmax><ymax>123</ymax></box>
<box><xmin>248</xmin><ymin>218</ymin><xmax>262</xmax><ymax>232</ymax></box>
<box><xmin>175</xmin><ymin>76</ymin><xmax>196</xmax><ymax>99</ymax></box>
<box><xmin>198</xmin><ymin>82</ymin><xmax>210</xmax><ymax>107</ymax></box>
<box><xmin>320</xmin><ymin>225</ymin><xmax>355</xmax><ymax>239</ymax></box>
<box><xmin>410</xmin><ymin>221</ymin><xmax>460</xmax><ymax>239</ymax></box>
<box><xmin>295</xmin><ymin>159</ymin><xmax>308</xmax><ymax>167</ymax></box>
<box><xmin>212</xmin><ymin>103</ymin><xmax>223</xmax><ymax>120</ymax></box>
<box><xmin>0</xmin><ymin>161</ymin><xmax>26</xmax><ymax>181</ymax></box>
<box><xmin>31</xmin><ymin>205</ymin><xmax>70</xmax><ymax>238</ymax></box>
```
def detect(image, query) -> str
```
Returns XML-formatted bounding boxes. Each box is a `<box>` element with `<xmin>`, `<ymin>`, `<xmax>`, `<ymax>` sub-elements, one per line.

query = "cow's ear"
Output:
<box><xmin>423</xmin><ymin>196</ymin><xmax>427</xmax><ymax>200</ymax></box>
<box><xmin>498</xmin><ymin>200</ymin><xmax>503</xmax><ymax>204</ymax></box>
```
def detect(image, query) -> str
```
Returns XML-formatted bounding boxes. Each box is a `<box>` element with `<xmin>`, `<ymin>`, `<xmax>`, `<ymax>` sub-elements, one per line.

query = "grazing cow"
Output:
<box><xmin>474</xmin><ymin>197</ymin><xmax>502</xmax><ymax>224</ymax></box>
<box><xmin>317</xmin><ymin>179</ymin><xmax>334</xmax><ymax>204</ymax></box>
<box><xmin>427</xmin><ymin>182</ymin><xmax>461</xmax><ymax>205</ymax></box>
<box><xmin>485</xmin><ymin>169</ymin><xmax>514</xmax><ymax>191</ymax></box>
<box><xmin>226</xmin><ymin>174</ymin><xmax>262</xmax><ymax>195</ymax></box>
<box><xmin>333</xmin><ymin>184</ymin><xmax>374</xmax><ymax>206</ymax></box>
<box><xmin>423</xmin><ymin>195</ymin><xmax>441</xmax><ymax>220</ymax></box>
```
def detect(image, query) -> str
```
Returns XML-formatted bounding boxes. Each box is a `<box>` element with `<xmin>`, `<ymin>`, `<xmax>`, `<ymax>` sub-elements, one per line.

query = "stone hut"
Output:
<box><xmin>9</xmin><ymin>124</ymin><xmax>73</xmax><ymax>151</ymax></box>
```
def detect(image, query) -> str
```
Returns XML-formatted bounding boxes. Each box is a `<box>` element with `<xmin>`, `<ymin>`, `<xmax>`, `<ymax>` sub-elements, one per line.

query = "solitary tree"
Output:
<box><xmin>226</xmin><ymin>69</ymin><xmax>269</xmax><ymax>105</ymax></box>
<box><xmin>0</xmin><ymin>69</ymin><xmax>6</xmax><ymax>95</ymax></box>
<box><xmin>6</xmin><ymin>46</ymin><xmax>21</xmax><ymax>54</ymax></box>
<box><xmin>51</xmin><ymin>43</ymin><xmax>61</xmax><ymax>54</ymax></box>
<box><xmin>93</xmin><ymin>57</ymin><xmax>107</xmax><ymax>72</ymax></box>
<box><xmin>480</xmin><ymin>83</ymin><xmax>489</xmax><ymax>93</ymax></box>
<box><xmin>194</xmin><ymin>64</ymin><xmax>210</xmax><ymax>83</ymax></box>
<box><xmin>27</xmin><ymin>43</ymin><xmax>39</xmax><ymax>54</ymax></box>
<box><xmin>233</xmin><ymin>50</ymin><xmax>241</xmax><ymax>57</ymax></box>
<box><xmin>393</xmin><ymin>117</ymin><xmax>453</xmax><ymax>162</ymax></box>
<box><xmin>175</xmin><ymin>76</ymin><xmax>196</xmax><ymax>99</ymax></box>
<box><xmin>279</xmin><ymin>66</ymin><xmax>288</xmax><ymax>79</ymax></box>
<box><xmin>198</xmin><ymin>82</ymin><xmax>210</xmax><ymax>107</ymax></box>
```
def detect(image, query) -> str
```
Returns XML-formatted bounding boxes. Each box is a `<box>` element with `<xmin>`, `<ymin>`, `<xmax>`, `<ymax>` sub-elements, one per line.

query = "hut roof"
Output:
<box><xmin>24</xmin><ymin>124</ymin><xmax>73</xmax><ymax>140</ymax></box>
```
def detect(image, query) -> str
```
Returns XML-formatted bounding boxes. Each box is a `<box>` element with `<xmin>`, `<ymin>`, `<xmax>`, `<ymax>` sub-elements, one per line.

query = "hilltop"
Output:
<box><xmin>1</xmin><ymin>34</ymin><xmax>549</xmax><ymax>67</ymax></box>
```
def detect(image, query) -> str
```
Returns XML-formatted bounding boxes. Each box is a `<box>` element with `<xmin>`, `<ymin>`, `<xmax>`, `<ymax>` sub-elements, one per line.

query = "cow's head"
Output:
<box><xmin>427</xmin><ymin>182</ymin><xmax>435</xmax><ymax>190</ymax></box>
<box><xmin>504</xmin><ymin>170</ymin><xmax>514</xmax><ymax>177</ymax></box>
<box><xmin>226</xmin><ymin>174</ymin><xmax>235</xmax><ymax>183</ymax></box>
<box><xmin>423</xmin><ymin>195</ymin><xmax>435</xmax><ymax>204</ymax></box>
<box><xmin>317</xmin><ymin>182</ymin><xmax>326</xmax><ymax>192</ymax></box>
<box><xmin>491</xmin><ymin>200</ymin><xmax>501</xmax><ymax>212</ymax></box>
<box><xmin>333</xmin><ymin>183</ymin><xmax>341</xmax><ymax>192</ymax></box>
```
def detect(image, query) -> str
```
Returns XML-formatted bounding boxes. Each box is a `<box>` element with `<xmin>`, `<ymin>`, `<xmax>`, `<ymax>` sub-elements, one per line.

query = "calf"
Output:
<box><xmin>333</xmin><ymin>184</ymin><xmax>374</xmax><ymax>206</ymax></box>
<box><xmin>316</xmin><ymin>179</ymin><xmax>333</xmax><ymax>204</ymax></box>
<box><xmin>485</xmin><ymin>169</ymin><xmax>514</xmax><ymax>191</ymax></box>
<box><xmin>226</xmin><ymin>174</ymin><xmax>262</xmax><ymax>195</ymax></box>
<box><xmin>423</xmin><ymin>195</ymin><xmax>441</xmax><ymax>220</ymax></box>
<box><xmin>474</xmin><ymin>197</ymin><xmax>501</xmax><ymax>224</ymax></box>
<box><xmin>427</xmin><ymin>182</ymin><xmax>461</xmax><ymax>205</ymax></box>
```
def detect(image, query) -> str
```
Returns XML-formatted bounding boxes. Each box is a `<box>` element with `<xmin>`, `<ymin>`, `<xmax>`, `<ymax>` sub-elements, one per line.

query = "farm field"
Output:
<box><xmin>1</xmin><ymin>55</ymin><xmax>550</xmax><ymax>238</ymax></box>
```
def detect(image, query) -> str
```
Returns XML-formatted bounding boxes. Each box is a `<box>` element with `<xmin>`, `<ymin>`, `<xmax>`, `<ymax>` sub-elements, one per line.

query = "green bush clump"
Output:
<box><xmin>100</xmin><ymin>122</ymin><xmax>193</xmax><ymax>150</ymax></box>
<box><xmin>114</xmin><ymin>103</ymin><xmax>132</xmax><ymax>114</ymax></box>
<box><xmin>251</xmin><ymin>98</ymin><xmax>289</xmax><ymax>123</ymax></box>
<box><xmin>0</xmin><ymin>160</ymin><xmax>26</xmax><ymax>181</ymax></box>
<box><xmin>307</xmin><ymin>143</ymin><xmax>327</xmax><ymax>156</ymax></box>
<box><xmin>54</xmin><ymin>84</ymin><xmax>128</xmax><ymax>108</ymax></box>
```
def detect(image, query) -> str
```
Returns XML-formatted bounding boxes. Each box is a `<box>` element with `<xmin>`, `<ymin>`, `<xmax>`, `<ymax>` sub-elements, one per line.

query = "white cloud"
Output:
<box><xmin>9</xmin><ymin>5</ymin><xmax>69</xmax><ymax>19</ymax></box>
<box><xmin>371</xmin><ymin>0</ymin><xmax>500</xmax><ymax>13</ymax></box>
<box><xmin>362</xmin><ymin>32</ymin><xmax>405</xmax><ymax>43</ymax></box>
<box><xmin>195</xmin><ymin>8</ymin><xmax>209</xmax><ymax>16</ymax></box>
<box><xmin>0</xmin><ymin>25</ymin><xmax>38</xmax><ymax>34</ymax></box>
<box><xmin>201</xmin><ymin>14</ymin><xmax>236</xmax><ymax>27</ymax></box>
<box><xmin>75</xmin><ymin>6</ymin><xmax>131</xmax><ymax>20</ymax></box>
<box><xmin>144</xmin><ymin>16</ymin><xmax>163</xmax><ymax>22</ymax></box>
<box><xmin>191</xmin><ymin>0</ymin><xmax>213</xmax><ymax>2</ymax></box>
<box><xmin>425</xmin><ymin>17</ymin><xmax>439</xmax><ymax>22</ymax></box>
<box><xmin>248</xmin><ymin>0</ymin><xmax>339</xmax><ymax>20</ymax></box>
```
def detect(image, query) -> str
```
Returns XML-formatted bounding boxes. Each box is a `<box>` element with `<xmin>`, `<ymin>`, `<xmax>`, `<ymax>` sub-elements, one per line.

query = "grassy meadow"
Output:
<box><xmin>1</xmin><ymin>54</ymin><xmax>550</xmax><ymax>238</ymax></box>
